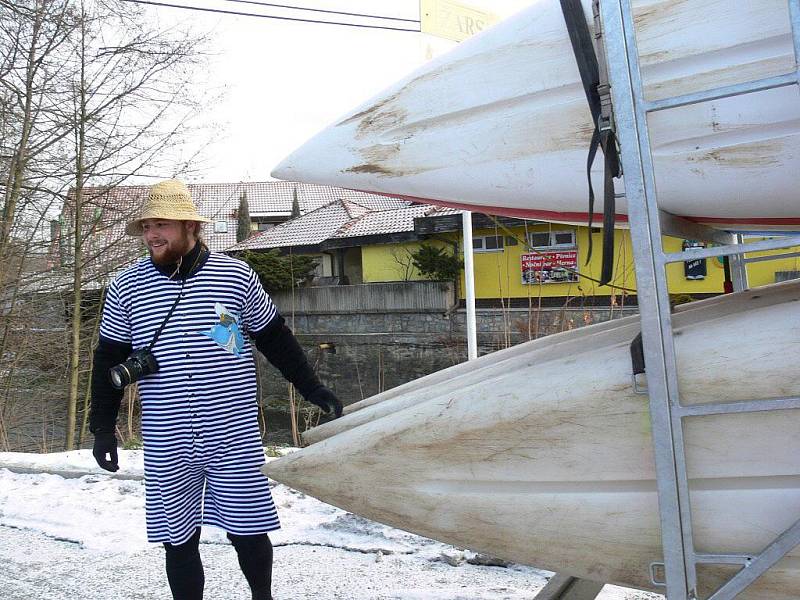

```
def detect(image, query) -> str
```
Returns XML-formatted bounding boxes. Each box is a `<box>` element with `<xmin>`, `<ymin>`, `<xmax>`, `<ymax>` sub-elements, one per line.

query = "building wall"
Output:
<box><xmin>360</xmin><ymin>225</ymin><xmax>800</xmax><ymax>299</ymax></box>
<box><xmin>743</xmin><ymin>240</ymin><xmax>800</xmax><ymax>287</ymax></box>
<box><xmin>362</xmin><ymin>240</ymin><xmax>449</xmax><ymax>282</ymax></box>
<box><xmin>343</xmin><ymin>247</ymin><xmax>363</xmax><ymax>284</ymax></box>
<box><xmin>464</xmin><ymin>226</ymin><xmax>727</xmax><ymax>299</ymax></box>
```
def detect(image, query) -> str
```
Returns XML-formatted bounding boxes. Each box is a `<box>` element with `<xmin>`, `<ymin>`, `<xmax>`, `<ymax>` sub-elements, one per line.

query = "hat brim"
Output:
<box><xmin>126</xmin><ymin>215</ymin><xmax>211</xmax><ymax>236</ymax></box>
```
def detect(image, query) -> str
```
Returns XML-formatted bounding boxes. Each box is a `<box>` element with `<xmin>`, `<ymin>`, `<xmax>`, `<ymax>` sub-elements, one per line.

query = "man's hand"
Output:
<box><xmin>304</xmin><ymin>386</ymin><xmax>343</xmax><ymax>418</ymax></box>
<box><xmin>92</xmin><ymin>430</ymin><xmax>120</xmax><ymax>472</ymax></box>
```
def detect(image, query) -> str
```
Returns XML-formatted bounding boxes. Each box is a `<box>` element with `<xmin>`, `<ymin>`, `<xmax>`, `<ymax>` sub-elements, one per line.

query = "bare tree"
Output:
<box><xmin>389</xmin><ymin>246</ymin><xmax>416</xmax><ymax>281</ymax></box>
<box><xmin>0</xmin><ymin>0</ymin><xmax>75</xmax><ymax>258</ymax></box>
<box><xmin>0</xmin><ymin>0</ymin><xmax>212</xmax><ymax>450</ymax></box>
<box><xmin>60</xmin><ymin>0</ymin><xmax>210</xmax><ymax>449</ymax></box>
<box><xmin>0</xmin><ymin>0</ymin><xmax>77</xmax><ymax>451</ymax></box>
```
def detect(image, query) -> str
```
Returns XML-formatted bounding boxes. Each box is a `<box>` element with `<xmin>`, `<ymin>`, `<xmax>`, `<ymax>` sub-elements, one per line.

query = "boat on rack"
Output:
<box><xmin>263</xmin><ymin>280</ymin><xmax>800</xmax><ymax>598</ymax></box>
<box><xmin>272</xmin><ymin>0</ymin><xmax>800</xmax><ymax>231</ymax></box>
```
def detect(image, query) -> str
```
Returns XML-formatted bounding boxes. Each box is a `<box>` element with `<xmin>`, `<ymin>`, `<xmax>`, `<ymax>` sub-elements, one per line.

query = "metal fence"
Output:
<box><xmin>270</xmin><ymin>281</ymin><xmax>456</xmax><ymax>314</ymax></box>
<box><xmin>776</xmin><ymin>270</ymin><xmax>800</xmax><ymax>283</ymax></box>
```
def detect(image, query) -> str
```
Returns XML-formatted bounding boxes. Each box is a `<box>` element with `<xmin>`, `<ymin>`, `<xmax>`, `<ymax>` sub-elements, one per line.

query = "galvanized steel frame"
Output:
<box><xmin>597</xmin><ymin>0</ymin><xmax>800</xmax><ymax>598</ymax></box>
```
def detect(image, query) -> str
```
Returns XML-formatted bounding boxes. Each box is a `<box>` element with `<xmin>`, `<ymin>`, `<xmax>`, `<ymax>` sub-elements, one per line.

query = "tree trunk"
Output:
<box><xmin>66</xmin><ymin>6</ymin><xmax>88</xmax><ymax>450</ymax></box>
<box><xmin>0</xmin><ymin>7</ymin><xmax>42</xmax><ymax>258</ymax></box>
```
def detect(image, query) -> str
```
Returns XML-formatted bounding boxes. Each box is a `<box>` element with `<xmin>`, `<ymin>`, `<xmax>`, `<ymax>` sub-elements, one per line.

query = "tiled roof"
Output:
<box><xmin>228</xmin><ymin>200</ymin><xmax>364</xmax><ymax>251</ymax></box>
<box><xmin>187</xmin><ymin>181</ymin><xmax>406</xmax><ymax>218</ymax></box>
<box><xmin>337</xmin><ymin>205</ymin><xmax>443</xmax><ymax>238</ymax></box>
<box><xmin>228</xmin><ymin>199</ymin><xmax>462</xmax><ymax>251</ymax></box>
<box><xmin>61</xmin><ymin>181</ymin><xmax>411</xmax><ymax>255</ymax></box>
<box><xmin>57</xmin><ymin>186</ymin><xmax>146</xmax><ymax>284</ymax></box>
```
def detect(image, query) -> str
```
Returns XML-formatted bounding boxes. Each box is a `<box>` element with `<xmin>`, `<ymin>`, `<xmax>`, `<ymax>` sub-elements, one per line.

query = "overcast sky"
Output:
<box><xmin>146</xmin><ymin>0</ymin><xmax>534</xmax><ymax>183</ymax></box>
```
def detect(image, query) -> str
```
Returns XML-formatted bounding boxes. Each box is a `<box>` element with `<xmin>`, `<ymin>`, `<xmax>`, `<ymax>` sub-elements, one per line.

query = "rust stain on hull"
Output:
<box><xmin>338</xmin><ymin>91</ymin><xmax>401</xmax><ymax>127</ymax></box>
<box><xmin>633</xmin><ymin>0</ymin><xmax>693</xmax><ymax>29</ymax></box>
<box><xmin>336</xmin><ymin>36</ymin><xmax>564</xmax><ymax>140</ymax></box>
<box><xmin>688</xmin><ymin>140</ymin><xmax>785</xmax><ymax>168</ymax></box>
<box><xmin>344</xmin><ymin>164</ymin><xmax>396</xmax><ymax>176</ymax></box>
<box><xmin>343</xmin><ymin>141</ymin><xmax>427</xmax><ymax>178</ymax></box>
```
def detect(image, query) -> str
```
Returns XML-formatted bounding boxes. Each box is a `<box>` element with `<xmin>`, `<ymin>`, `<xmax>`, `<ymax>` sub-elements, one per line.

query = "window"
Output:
<box><xmin>253</xmin><ymin>217</ymin><xmax>285</xmax><ymax>231</ymax></box>
<box><xmin>214</xmin><ymin>220</ymin><xmax>228</xmax><ymax>233</ymax></box>
<box><xmin>528</xmin><ymin>230</ymin><xmax>576</xmax><ymax>249</ymax></box>
<box><xmin>553</xmin><ymin>231</ymin><xmax>575</xmax><ymax>246</ymax></box>
<box><xmin>473</xmin><ymin>235</ymin><xmax>504</xmax><ymax>252</ymax></box>
<box><xmin>529</xmin><ymin>232</ymin><xmax>551</xmax><ymax>248</ymax></box>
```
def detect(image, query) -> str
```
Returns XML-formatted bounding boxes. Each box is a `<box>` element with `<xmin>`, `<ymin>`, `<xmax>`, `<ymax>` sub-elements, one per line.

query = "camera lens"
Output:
<box><xmin>109</xmin><ymin>364</ymin><xmax>130</xmax><ymax>389</ymax></box>
<box><xmin>109</xmin><ymin>349</ymin><xmax>159</xmax><ymax>389</ymax></box>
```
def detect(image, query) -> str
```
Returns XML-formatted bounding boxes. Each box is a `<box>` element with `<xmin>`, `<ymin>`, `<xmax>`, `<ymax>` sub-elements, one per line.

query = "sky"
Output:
<box><xmin>142</xmin><ymin>0</ymin><xmax>535</xmax><ymax>184</ymax></box>
<box><xmin>0</xmin><ymin>449</ymin><xmax>664</xmax><ymax>600</ymax></box>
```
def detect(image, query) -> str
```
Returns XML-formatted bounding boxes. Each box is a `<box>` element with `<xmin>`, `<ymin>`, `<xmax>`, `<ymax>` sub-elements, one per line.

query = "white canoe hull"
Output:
<box><xmin>273</xmin><ymin>0</ymin><xmax>800</xmax><ymax>231</ymax></box>
<box><xmin>264</xmin><ymin>281</ymin><xmax>800</xmax><ymax>597</ymax></box>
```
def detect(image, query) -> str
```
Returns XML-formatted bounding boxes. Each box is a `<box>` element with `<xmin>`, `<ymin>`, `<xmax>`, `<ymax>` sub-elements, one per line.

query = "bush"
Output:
<box><xmin>411</xmin><ymin>244</ymin><xmax>463</xmax><ymax>281</ymax></box>
<box><xmin>240</xmin><ymin>250</ymin><xmax>318</xmax><ymax>294</ymax></box>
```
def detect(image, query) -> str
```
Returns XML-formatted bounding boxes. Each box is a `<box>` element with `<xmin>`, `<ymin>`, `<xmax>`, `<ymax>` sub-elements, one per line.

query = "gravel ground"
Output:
<box><xmin>0</xmin><ymin>524</ymin><xmax>555</xmax><ymax>600</ymax></box>
<box><xmin>0</xmin><ymin>453</ymin><xmax>664</xmax><ymax>600</ymax></box>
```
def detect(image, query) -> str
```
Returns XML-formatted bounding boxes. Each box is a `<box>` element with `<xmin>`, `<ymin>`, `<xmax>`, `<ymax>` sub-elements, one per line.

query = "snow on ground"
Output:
<box><xmin>0</xmin><ymin>450</ymin><xmax>663</xmax><ymax>600</ymax></box>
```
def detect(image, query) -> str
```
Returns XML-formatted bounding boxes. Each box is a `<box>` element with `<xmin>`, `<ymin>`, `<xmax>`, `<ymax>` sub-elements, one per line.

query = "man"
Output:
<box><xmin>90</xmin><ymin>179</ymin><xmax>342</xmax><ymax>600</ymax></box>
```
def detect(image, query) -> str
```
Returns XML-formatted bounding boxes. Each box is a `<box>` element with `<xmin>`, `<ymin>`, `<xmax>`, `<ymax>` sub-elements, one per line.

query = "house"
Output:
<box><xmin>50</xmin><ymin>181</ymin><xmax>416</xmax><ymax>284</ymax></box>
<box><xmin>232</xmin><ymin>201</ymin><xmax>800</xmax><ymax>306</ymax></box>
<box><xmin>227</xmin><ymin>197</ymin><xmax>459</xmax><ymax>284</ymax></box>
<box><xmin>51</xmin><ymin>180</ymin><xmax>800</xmax><ymax>301</ymax></box>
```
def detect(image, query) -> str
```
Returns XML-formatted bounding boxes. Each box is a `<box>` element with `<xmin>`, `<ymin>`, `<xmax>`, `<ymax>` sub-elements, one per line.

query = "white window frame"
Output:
<box><xmin>528</xmin><ymin>229</ymin><xmax>576</xmax><ymax>250</ymax></box>
<box><xmin>214</xmin><ymin>220</ymin><xmax>228</xmax><ymax>233</ymax></box>
<box><xmin>473</xmin><ymin>234</ymin><xmax>505</xmax><ymax>253</ymax></box>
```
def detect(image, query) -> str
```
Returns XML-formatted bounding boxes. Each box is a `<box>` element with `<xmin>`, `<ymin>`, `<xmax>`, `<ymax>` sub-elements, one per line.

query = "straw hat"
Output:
<box><xmin>126</xmin><ymin>179</ymin><xmax>210</xmax><ymax>236</ymax></box>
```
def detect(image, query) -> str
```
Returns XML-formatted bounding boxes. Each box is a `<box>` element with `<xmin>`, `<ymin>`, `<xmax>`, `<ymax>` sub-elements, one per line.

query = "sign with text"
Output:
<box><xmin>521</xmin><ymin>250</ymin><xmax>579</xmax><ymax>284</ymax></box>
<box><xmin>420</xmin><ymin>0</ymin><xmax>499</xmax><ymax>42</ymax></box>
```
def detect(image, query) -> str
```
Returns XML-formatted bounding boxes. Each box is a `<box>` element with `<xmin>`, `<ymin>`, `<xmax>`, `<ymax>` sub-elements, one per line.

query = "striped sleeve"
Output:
<box><xmin>241</xmin><ymin>267</ymin><xmax>278</xmax><ymax>334</ymax></box>
<box><xmin>99</xmin><ymin>275</ymin><xmax>132</xmax><ymax>344</ymax></box>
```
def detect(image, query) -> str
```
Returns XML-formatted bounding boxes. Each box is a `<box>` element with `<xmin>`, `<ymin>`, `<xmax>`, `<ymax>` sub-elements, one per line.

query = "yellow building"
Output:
<box><xmin>362</xmin><ymin>216</ymin><xmax>800</xmax><ymax>303</ymax></box>
<box><xmin>230</xmin><ymin>197</ymin><xmax>799</xmax><ymax>303</ymax></box>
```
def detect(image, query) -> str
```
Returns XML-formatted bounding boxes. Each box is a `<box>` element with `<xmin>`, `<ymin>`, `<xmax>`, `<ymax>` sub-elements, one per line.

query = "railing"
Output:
<box><xmin>270</xmin><ymin>281</ymin><xmax>456</xmax><ymax>314</ymax></box>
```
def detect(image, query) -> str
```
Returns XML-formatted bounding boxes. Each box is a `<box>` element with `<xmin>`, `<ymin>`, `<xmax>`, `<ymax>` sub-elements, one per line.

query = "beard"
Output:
<box><xmin>149</xmin><ymin>229</ymin><xmax>193</xmax><ymax>265</ymax></box>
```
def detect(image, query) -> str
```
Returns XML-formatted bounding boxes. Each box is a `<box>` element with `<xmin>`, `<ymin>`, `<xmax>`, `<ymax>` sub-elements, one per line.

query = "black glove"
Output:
<box><xmin>92</xmin><ymin>430</ymin><xmax>119</xmax><ymax>472</ymax></box>
<box><xmin>304</xmin><ymin>386</ymin><xmax>343</xmax><ymax>418</ymax></box>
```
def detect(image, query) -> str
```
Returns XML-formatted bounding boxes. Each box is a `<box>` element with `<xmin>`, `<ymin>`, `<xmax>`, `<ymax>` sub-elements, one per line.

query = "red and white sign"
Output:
<box><xmin>521</xmin><ymin>250</ymin><xmax>578</xmax><ymax>284</ymax></box>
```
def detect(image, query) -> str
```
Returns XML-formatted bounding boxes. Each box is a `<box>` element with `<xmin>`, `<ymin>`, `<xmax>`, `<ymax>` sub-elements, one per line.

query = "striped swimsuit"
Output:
<box><xmin>99</xmin><ymin>253</ymin><xmax>280</xmax><ymax>545</ymax></box>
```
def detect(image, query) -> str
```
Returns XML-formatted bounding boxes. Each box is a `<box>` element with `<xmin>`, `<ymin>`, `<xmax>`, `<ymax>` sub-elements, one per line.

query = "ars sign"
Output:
<box><xmin>420</xmin><ymin>0</ymin><xmax>499</xmax><ymax>42</ymax></box>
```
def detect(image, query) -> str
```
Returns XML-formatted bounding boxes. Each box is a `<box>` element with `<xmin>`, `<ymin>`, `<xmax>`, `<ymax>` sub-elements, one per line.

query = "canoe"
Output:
<box><xmin>263</xmin><ymin>279</ymin><xmax>800</xmax><ymax>598</ymax></box>
<box><xmin>272</xmin><ymin>0</ymin><xmax>800</xmax><ymax>232</ymax></box>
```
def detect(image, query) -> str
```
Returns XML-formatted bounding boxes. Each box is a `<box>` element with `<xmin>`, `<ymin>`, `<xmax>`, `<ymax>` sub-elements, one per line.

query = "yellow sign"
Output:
<box><xmin>420</xmin><ymin>0</ymin><xmax>499</xmax><ymax>42</ymax></box>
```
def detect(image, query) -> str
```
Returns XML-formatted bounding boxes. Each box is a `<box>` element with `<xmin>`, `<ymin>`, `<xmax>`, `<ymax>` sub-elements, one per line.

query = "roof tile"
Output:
<box><xmin>227</xmin><ymin>200</ymin><xmax>462</xmax><ymax>251</ymax></box>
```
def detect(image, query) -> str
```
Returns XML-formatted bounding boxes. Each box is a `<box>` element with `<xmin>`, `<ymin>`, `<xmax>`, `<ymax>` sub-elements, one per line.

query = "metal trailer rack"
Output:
<box><xmin>595</xmin><ymin>0</ymin><xmax>800</xmax><ymax>598</ymax></box>
<box><xmin>537</xmin><ymin>2</ymin><xmax>800</xmax><ymax>599</ymax></box>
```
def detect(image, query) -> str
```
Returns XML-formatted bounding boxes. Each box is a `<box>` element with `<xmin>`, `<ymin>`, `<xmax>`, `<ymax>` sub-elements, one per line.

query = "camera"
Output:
<box><xmin>109</xmin><ymin>348</ymin><xmax>159</xmax><ymax>389</ymax></box>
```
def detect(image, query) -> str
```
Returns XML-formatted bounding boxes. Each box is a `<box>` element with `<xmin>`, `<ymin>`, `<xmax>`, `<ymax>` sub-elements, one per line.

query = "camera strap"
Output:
<box><xmin>144</xmin><ymin>243</ymin><xmax>208</xmax><ymax>352</ymax></box>
<box><xmin>147</xmin><ymin>278</ymin><xmax>186</xmax><ymax>351</ymax></box>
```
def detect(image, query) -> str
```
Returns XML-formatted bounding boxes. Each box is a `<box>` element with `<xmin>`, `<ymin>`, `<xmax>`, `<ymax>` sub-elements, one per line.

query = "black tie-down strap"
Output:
<box><xmin>630</xmin><ymin>332</ymin><xmax>648</xmax><ymax>394</ymax></box>
<box><xmin>559</xmin><ymin>0</ymin><xmax>621</xmax><ymax>286</ymax></box>
<box><xmin>630</xmin><ymin>332</ymin><xmax>645</xmax><ymax>375</ymax></box>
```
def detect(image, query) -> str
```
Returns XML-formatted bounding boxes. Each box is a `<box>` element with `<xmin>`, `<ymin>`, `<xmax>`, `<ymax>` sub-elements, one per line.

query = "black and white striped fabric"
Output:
<box><xmin>100</xmin><ymin>252</ymin><xmax>280</xmax><ymax>545</ymax></box>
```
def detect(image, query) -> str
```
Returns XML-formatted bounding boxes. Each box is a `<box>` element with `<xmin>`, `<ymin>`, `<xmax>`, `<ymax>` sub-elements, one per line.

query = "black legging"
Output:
<box><xmin>228</xmin><ymin>531</ymin><xmax>273</xmax><ymax>600</ymax></box>
<box><xmin>163</xmin><ymin>528</ymin><xmax>273</xmax><ymax>600</ymax></box>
